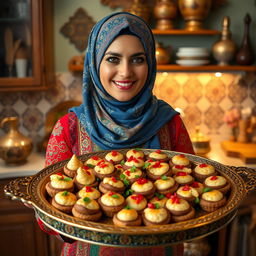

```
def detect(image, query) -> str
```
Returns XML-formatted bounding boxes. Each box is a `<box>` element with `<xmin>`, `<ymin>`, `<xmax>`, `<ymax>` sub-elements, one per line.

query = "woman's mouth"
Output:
<box><xmin>113</xmin><ymin>80</ymin><xmax>135</xmax><ymax>90</ymax></box>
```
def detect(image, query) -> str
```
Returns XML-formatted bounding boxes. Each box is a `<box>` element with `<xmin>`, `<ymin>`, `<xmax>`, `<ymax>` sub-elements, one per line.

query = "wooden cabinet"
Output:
<box><xmin>0</xmin><ymin>178</ymin><xmax>62</xmax><ymax>256</ymax></box>
<box><xmin>0</xmin><ymin>0</ymin><xmax>54</xmax><ymax>91</ymax></box>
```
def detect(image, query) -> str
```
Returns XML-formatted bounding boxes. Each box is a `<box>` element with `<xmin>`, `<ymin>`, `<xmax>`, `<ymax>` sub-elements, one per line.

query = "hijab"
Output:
<box><xmin>70</xmin><ymin>12</ymin><xmax>178</xmax><ymax>150</ymax></box>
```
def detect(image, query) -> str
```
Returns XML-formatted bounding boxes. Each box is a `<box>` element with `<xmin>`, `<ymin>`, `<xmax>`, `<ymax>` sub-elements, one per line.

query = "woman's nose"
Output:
<box><xmin>119</xmin><ymin>61</ymin><xmax>133</xmax><ymax>77</ymax></box>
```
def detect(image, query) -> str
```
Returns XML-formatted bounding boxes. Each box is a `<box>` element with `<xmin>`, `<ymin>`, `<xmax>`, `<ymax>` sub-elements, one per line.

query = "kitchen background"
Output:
<box><xmin>0</xmin><ymin>0</ymin><xmax>256</xmax><ymax>151</ymax></box>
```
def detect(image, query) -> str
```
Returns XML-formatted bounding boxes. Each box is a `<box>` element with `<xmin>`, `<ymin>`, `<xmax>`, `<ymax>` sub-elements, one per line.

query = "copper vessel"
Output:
<box><xmin>124</xmin><ymin>0</ymin><xmax>150</xmax><ymax>23</ymax></box>
<box><xmin>212</xmin><ymin>16</ymin><xmax>237</xmax><ymax>66</ymax></box>
<box><xmin>178</xmin><ymin>0</ymin><xmax>212</xmax><ymax>31</ymax></box>
<box><xmin>154</xmin><ymin>0</ymin><xmax>178</xmax><ymax>30</ymax></box>
<box><xmin>0</xmin><ymin>117</ymin><xmax>33</xmax><ymax>164</ymax></box>
<box><xmin>155</xmin><ymin>42</ymin><xmax>171</xmax><ymax>64</ymax></box>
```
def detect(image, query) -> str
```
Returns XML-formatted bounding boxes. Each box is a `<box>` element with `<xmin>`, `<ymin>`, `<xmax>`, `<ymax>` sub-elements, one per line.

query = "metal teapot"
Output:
<box><xmin>0</xmin><ymin>117</ymin><xmax>33</xmax><ymax>164</ymax></box>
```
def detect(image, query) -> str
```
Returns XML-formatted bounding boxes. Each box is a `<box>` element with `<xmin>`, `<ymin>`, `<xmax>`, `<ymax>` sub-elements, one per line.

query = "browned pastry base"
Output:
<box><xmin>193</xmin><ymin>171</ymin><xmax>217</xmax><ymax>183</ymax></box>
<box><xmin>72</xmin><ymin>207</ymin><xmax>102</xmax><ymax>221</ymax></box>
<box><xmin>132</xmin><ymin>186</ymin><xmax>156</xmax><ymax>200</ymax></box>
<box><xmin>204</xmin><ymin>181</ymin><xmax>231</xmax><ymax>195</ymax></box>
<box><xmin>113</xmin><ymin>214</ymin><xmax>142</xmax><ymax>227</ymax></box>
<box><xmin>92</xmin><ymin>169</ymin><xmax>118</xmax><ymax>180</ymax></box>
<box><xmin>146</xmin><ymin>169</ymin><xmax>172</xmax><ymax>181</ymax></box>
<box><xmin>147</xmin><ymin>156</ymin><xmax>169</xmax><ymax>162</ymax></box>
<box><xmin>51</xmin><ymin>197</ymin><xmax>75</xmax><ymax>213</ymax></box>
<box><xmin>199</xmin><ymin>197</ymin><xmax>227</xmax><ymax>212</ymax></box>
<box><xmin>74</xmin><ymin>178</ymin><xmax>98</xmax><ymax>190</ymax></box>
<box><xmin>156</xmin><ymin>182</ymin><xmax>179</xmax><ymax>195</ymax></box>
<box><xmin>99</xmin><ymin>182</ymin><xmax>125</xmax><ymax>194</ymax></box>
<box><xmin>63</xmin><ymin>165</ymin><xmax>77</xmax><ymax>178</ymax></box>
<box><xmin>176</xmin><ymin>194</ymin><xmax>197</xmax><ymax>205</ymax></box>
<box><xmin>142</xmin><ymin>210</ymin><xmax>171</xmax><ymax>226</ymax></box>
<box><xmin>46</xmin><ymin>181</ymin><xmax>74</xmax><ymax>198</ymax></box>
<box><xmin>98</xmin><ymin>198</ymin><xmax>126</xmax><ymax>217</ymax></box>
<box><xmin>171</xmin><ymin>207</ymin><xmax>195</xmax><ymax>222</ymax></box>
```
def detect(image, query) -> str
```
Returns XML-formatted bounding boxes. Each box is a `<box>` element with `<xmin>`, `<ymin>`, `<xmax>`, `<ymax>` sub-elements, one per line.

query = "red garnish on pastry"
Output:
<box><xmin>83</xmin><ymin>165</ymin><xmax>90</xmax><ymax>170</ymax></box>
<box><xmin>92</xmin><ymin>156</ymin><xmax>100</xmax><ymax>160</ymax></box>
<box><xmin>131</xmin><ymin>194</ymin><xmax>144</xmax><ymax>204</ymax></box>
<box><xmin>170</xmin><ymin>194</ymin><xmax>180</xmax><ymax>204</ymax></box>
<box><xmin>191</xmin><ymin>182</ymin><xmax>199</xmax><ymax>188</ymax></box>
<box><xmin>111</xmin><ymin>177</ymin><xmax>117</xmax><ymax>182</ymax></box>
<box><xmin>127</xmin><ymin>156</ymin><xmax>139</xmax><ymax>163</ymax></box>
<box><xmin>176</xmin><ymin>171</ymin><xmax>187</xmax><ymax>176</ymax></box>
<box><xmin>148</xmin><ymin>203</ymin><xmax>155</xmax><ymax>209</ymax></box>
<box><xmin>179</xmin><ymin>154</ymin><xmax>185</xmax><ymax>158</ymax></box>
<box><xmin>85</xmin><ymin>170</ymin><xmax>91</xmax><ymax>175</ymax></box>
<box><xmin>85</xmin><ymin>186</ymin><xmax>93</xmax><ymax>192</ymax></box>
<box><xmin>97</xmin><ymin>160</ymin><xmax>108</xmax><ymax>168</ymax></box>
<box><xmin>199</xmin><ymin>163</ymin><xmax>208</xmax><ymax>168</ymax></box>
<box><xmin>56</xmin><ymin>172</ymin><xmax>64</xmax><ymax>179</ymax></box>
<box><xmin>175</xmin><ymin>165</ymin><xmax>184</xmax><ymax>169</ymax></box>
<box><xmin>155</xmin><ymin>149</ymin><xmax>162</xmax><ymax>154</ymax></box>
<box><xmin>166</xmin><ymin>193</ymin><xmax>172</xmax><ymax>199</ymax></box>
<box><xmin>125</xmin><ymin>170</ymin><xmax>131</xmax><ymax>176</ymax></box>
<box><xmin>137</xmin><ymin>178</ymin><xmax>148</xmax><ymax>185</ymax></box>
<box><xmin>108</xmin><ymin>192</ymin><xmax>115</xmax><ymax>196</ymax></box>
<box><xmin>152</xmin><ymin>161</ymin><xmax>162</xmax><ymax>168</ymax></box>
<box><xmin>182</xmin><ymin>184</ymin><xmax>191</xmax><ymax>191</ymax></box>
<box><xmin>111</xmin><ymin>150</ymin><xmax>118</xmax><ymax>156</ymax></box>
<box><xmin>210</xmin><ymin>176</ymin><xmax>218</xmax><ymax>180</ymax></box>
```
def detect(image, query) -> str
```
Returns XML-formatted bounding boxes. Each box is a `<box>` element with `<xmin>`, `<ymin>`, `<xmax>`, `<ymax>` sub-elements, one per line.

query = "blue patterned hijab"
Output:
<box><xmin>71</xmin><ymin>12</ymin><xmax>178</xmax><ymax>150</ymax></box>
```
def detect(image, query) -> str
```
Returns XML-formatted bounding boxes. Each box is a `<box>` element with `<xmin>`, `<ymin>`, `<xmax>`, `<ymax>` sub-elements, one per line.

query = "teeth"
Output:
<box><xmin>115</xmin><ymin>81</ymin><xmax>133</xmax><ymax>87</ymax></box>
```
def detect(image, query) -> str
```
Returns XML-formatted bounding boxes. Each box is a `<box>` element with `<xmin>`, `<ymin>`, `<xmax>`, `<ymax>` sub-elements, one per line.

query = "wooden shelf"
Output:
<box><xmin>152</xmin><ymin>29</ymin><xmax>220</xmax><ymax>35</ymax></box>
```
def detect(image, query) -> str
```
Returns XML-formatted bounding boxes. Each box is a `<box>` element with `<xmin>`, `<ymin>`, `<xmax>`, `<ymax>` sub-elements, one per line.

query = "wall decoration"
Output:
<box><xmin>60</xmin><ymin>8</ymin><xmax>95</xmax><ymax>52</ymax></box>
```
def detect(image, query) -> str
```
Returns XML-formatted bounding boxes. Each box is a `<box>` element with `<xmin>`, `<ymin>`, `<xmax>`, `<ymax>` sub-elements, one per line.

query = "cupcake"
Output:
<box><xmin>170</xmin><ymin>154</ymin><xmax>191</xmax><ymax>168</ymax></box>
<box><xmin>98</xmin><ymin>191</ymin><xmax>126</xmax><ymax>217</ymax></box>
<box><xmin>120</xmin><ymin>167</ymin><xmax>144</xmax><ymax>184</ymax></box>
<box><xmin>126</xmin><ymin>149</ymin><xmax>144</xmax><ymax>160</ymax></box>
<box><xmin>123</xmin><ymin>156</ymin><xmax>144</xmax><ymax>170</ymax></box>
<box><xmin>193</xmin><ymin>163</ymin><xmax>217</xmax><ymax>182</ymax></box>
<box><xmin>85</xmin><ymin>155</ymin><xmax>103</xmax><ymax>167</ymax></box>
<box><xmin>142</xmin><ymin>203</ymin><xmax>171</xmax><ymax>226</ymax></box>
<box><xmin>172</xmin><ymin>165</ymin><xmax>192</xmax><ymax>175</ymax></box>
<box><xmin>99</xmin><ymin>176</ymin><xmax>126</xmax><ymax>194</ymax></box>
<box><xmin>190</xmin><ymin>181</ymin><xmax>205</xmax><ymax>195</ymax></box>
<box><xmin>74</xmin><ymin>166</ymin><xmax>98</xmax><ymax>190</ymax></box>
<box><xmin>204</xmin><ymin>175</ymin><xmax>230</xmax><ymax>195</ymax></box>
<box><xmin>147</xmin><ymin>149</ymin><xmax>168</xmax><ymax>162</ymax></box>
<box><xmin>113</xmin><ymin>207</ymin><xmax>142</xmax><ymax>227</ymax></box>
<box><xmin>149</xmin><ymin>194</ymin><xmax>168</xmax><ymax>208</ymax></box>
<box><xmin>146</xmin><ymin>161</ymin><xmax>171</xmax><ymax>180</ymax></box>
<box><xmin>126</xmin><ymin>194</ymin><xmax>147</xmax><ymax>213</ymax></box>
<box><xmin>46</xmin><ymin>172</ymin><xmax>74</xmax><ymax>197</ymax></box>
<box><xmin>154</xmin><ymin>176</ymin><xmax>178</xmax><ymax>195</ymax></box>
<box><xmin>52</xmin><ymin>191</ymin><xmax>77</xmax><ymax>213</ymax></box>
<box><xmin>72</xmin><ymin>197</ymin><xmax>102</xmax><ymax>221</ymax></box>
<box><xmin>199</xmin><ymin>190</ymin><xmax>226</xmax><ymax>212</ymax></box>
<box><xmin>105</xmin><ymin>150</ymin><xmax>124</xmax><ymax>164</ymax></box>
<box><xmin>63</xmin><ymin>154</ymin><xmax>83</xmax><ymax>178</ymax></box>
<box><xmin>93</xmin><ymin>160</ymin><xmax>117</xmax><ymax>180</ymax></box>
<box><xmin>76</xmin><ymin>186</ymin><xmax>101</xmax><ymax>200</ymax></box>
<box><xmin>176</xmin><ymin>184</ymin><xmax>199</xmax><ymax>204</ymax></box>
<box><xmin>174</xmin><ymin>171</ymin><xmax>194</xmax><ymax>186</ymax></box>
<box><xmin>131</xmin><ymin>178</ymin><xmax>156</xmax><ymax>199</ymax></box>
<box><xmin>165</xmin><ymin>194</ymin><xmax>195</xmax><ymax>222</ymax></box>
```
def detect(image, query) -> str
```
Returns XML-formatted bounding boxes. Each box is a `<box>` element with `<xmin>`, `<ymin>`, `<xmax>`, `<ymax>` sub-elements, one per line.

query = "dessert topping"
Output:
<box><xmin>85</xmin><ymin>186</ymin><xmax>93</xmax><ymax>192</ymax></box>
<box><xmin>199</xmin><ymin>163</ymin><xmax>208</xmax><ymax>168</ymax></box>
<box><xmin>131</xmin><ymin>194</ymin><xmax>144</xmax><ymax>204</ymax></box>
<box><xmin>111</xmin><ymin>177</ymin><xmax>117</xmax><ymax>183</ymax></box>
<box><xmin>182</xmin><ymin>184</ymin><xmax>191</xmax><ymax>191</ymax></box>
<box><xmin>191</xmin><ymin>181</ymin><xmax>199</xmax><ymax>188</ymax></box>
<box><xmin>111</xmin><ymin>150</ymin><xmax>118</xmax><ymax>156</ymax></box>
<box><xmin>127</xmin><ymin>156</ymin><xmax>139</xmax><ymax>163</ymax></box>
<box><xmin>83</xmin><ymin>197</ymin><xmax>91</xmax><ymax>203</ymax></box>
<box><xmin>92</xmin><ymin>156</ymin><xmax>100</xmax><ymax>160</ymax></box>
<box><xmin>155</xmin><ymin>149</ymin><xmax>162</xmax><ymax>154</ymax></box>
<box><xmin>175</xmin><ymin>165</ymin><xmax>184</xmax><ymax>169</ymax></box>
<box><xmin>210</xmin><ymin>176</ymin><xmax>218</xmax><ymax>180</ymax></box>
<box><xmin>137</xmin><ymin>177</ymin><xmax>148</xmax><ymax>185</ymax></box>
<box><xmin>152</xmin><ymin>161</ymin><xmax>162</xmax><ymax>168</ymax></box>
<box><xmin>170</xmin><ymin>193</ymin><xmax>180</xmax><ymax>204</ymax></box>
<box><xmin>176</xmin><ymin>171</ymin><xmax>187</xmax><ymax>176</ymax></box>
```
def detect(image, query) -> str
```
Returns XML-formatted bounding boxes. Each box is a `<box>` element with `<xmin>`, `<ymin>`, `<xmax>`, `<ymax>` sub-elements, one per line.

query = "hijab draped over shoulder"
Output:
<box><xmin>71</xmin><ymin>12</ymin><xmax>178</xmax><ymax>150</ymax></box>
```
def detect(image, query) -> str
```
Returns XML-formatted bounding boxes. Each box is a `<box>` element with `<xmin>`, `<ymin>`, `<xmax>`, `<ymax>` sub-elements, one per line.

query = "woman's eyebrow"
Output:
<box><xmin>104</xmin><ymin>52</ymin><xmax>146</xmax><ymax>57</ymax></box>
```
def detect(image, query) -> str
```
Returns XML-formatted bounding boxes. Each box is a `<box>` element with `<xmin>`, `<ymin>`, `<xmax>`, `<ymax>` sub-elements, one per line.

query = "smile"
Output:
<box><xmin>113</xmin><ymin>81</ymin><xmax>135</xmax><ymax>90</ymax></box>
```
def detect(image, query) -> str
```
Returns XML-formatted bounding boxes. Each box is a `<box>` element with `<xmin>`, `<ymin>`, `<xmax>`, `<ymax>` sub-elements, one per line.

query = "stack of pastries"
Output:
<box><xmin>45</xmin><ymin>149</ymin><xmax>230</xmax><ymax>226</ymax></box>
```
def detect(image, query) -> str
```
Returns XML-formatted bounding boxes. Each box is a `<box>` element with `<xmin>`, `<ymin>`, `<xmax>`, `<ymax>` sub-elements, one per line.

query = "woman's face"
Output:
<box><xmin>99</xmin><ymin>35</ymin><xmax>148</xmax><ymax>102</ymax></box>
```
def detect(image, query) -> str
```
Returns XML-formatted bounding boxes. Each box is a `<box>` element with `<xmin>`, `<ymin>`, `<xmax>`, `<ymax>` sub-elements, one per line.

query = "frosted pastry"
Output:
<box><xmin>64</xmin><ymin>154</ymin><xmax>83</xmax><ymax>178</ymax></box>
<box><xmin>131</xmin><ymin>178</ymin><xmax>155</xmax><ymax>199</ymax></box>
<box><xmin>52</xmin><ymin>191</ymin><xmax>77</xmax><ymax>213</ymax></box>
<box><xmin>99</xmin><ymin>176</ymin><xmax>125</xmax><ymax>194</ymax></box>
<box><xmin>113</xmin><ymin>207</ymin><xmax>142</xmax><ymax>227</ymax></box>
<box><xmin>74</xmin><ymin>166</ymin><xmax>98</xmax><ymax>190</ymax></box>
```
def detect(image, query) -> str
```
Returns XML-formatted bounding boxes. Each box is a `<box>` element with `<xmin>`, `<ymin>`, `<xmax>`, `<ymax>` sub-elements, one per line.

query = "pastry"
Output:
<box><xmin>149</xmin><ymin>194</ymin><xmax>168</xmax><ymax>208</ymax></box>
<box><xmin>172</xmin><ymin>165</ymin><xmax>192</xmax><ymax>175</ymax></box>
<box><xmin>85</xmin><ymin>155</ymin><xmax>103</xmax><ymax>167</ymax></box>
<box><xmin>98</xmin><ymin>191</ymin><xmax>126</xmax><ymax>217</ymax></box>
<box><xmin>113</xmin><ymin>207</ymin><xmax>142</xmax><ymax>227</ymax></box>
<box><xmin>105</xmin><ymin>150</ymin><xmax>124</xmax><ymax>164</ymax></box>
<box><xmin>204</xmin><ymin>175</ymin><xmax>230</xmax><ymax>195</ymax></box>
<box><xmin>52</xmin><ymin>191</ymin><xmax>77</xmax><ymax>213</ymax></box>
<box><xmin>76</xmin><ymin>186</ymin><xmax>101</xmax><ymax>200</ymax></box>
<box><xmin>176</xmin><ymin>184</ymin><xmax>199</xmax><ymax>204</ymax></box>
<box><xmin>131</xmin><ymin>178</ymin><xmax>156</xmax><ymax>199</ymax></box>
<box><xmin>126</xmin><ymin>149</ymin><xmax>144</xmax><ymax>160</ymax></box>
<box><xmin>63</xmin><ymin>154</ymin><xmax>83</xmax><ymax>178</ymax></box>
<box><xmin>170</xmin><ymin>154</ymin><xmax>191</xmax><ymax>168</ymax></box>
<box><xmin>154</xmin><ymin>176</ymin><xmax>178</xmax><ymax>195</ymax></box>
<box><xmin>120</xmin><ymin>167</ymin><xmax>144</xmax><ymax>185</ymax></box>
<box><xmin>199</xmin><ymin>190</ymin><xmax>226</xmax><ymax>212</ymax></box>
<box><xmin>165</xmin><ymin>194</ymin><xmax>195</xmax><ymax>222</ymax></box>
<box><xmin>99</xmin><ymin>176</ymin><xmax>125</xmax><ymax>194</ymax></box>
<box><xmin>147</xmin><ymin>149</ymin><xmax>168</xmax><ymax>162</ymax></box>
<box><xmin>123</xmin><ymin>156</ymin><xmax>145</xmax><ymax>169</ymax></box>
<box><xmin>146</xmin><ymin>161</ymin><xmax>171</xmax><ymax>180</ymax></box>
<box><xmin>126</xmin><ymin>194</ymin><xmax>147</xmax><ymax>213</ymax></box>
<box><xmin>193</xmin><ymin>163</ymin><xmax>217</xmax><ymax>182</ymax></box>
<box><xmin>46</xmin><ymin>172</ymin><xmax>74</xmax><ymax>197</ymax></box>
<box><xmin>74</xmin><ymin>166</ymin><xmax>98</xmax><ymax>190</ymax></box>
<box><xmin>174</xmin><ymin>171</ymin><xmax>194</xmax><ymax>185</ymax></box>
<box><xmin>142</xmin><ymin>203</ymin><xmax>171</xmax><ymax>226</ymax></box>
<box><xmin>93</xmin><ymin>160</ymin><xmax>117</xmax><ymax>179</ymax></box>
<box><xmin>190</xmin><ymin>181</ymin><xmax>205</xmax><ymax>195</ymax></box>
<box><xmin>72</xmin><ymin>197</ymin><xmax>102</xmax><ymax>221</ymax></box>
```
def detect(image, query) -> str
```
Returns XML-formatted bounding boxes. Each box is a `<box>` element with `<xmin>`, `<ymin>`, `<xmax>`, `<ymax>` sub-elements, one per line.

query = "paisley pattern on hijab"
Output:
<box><xmin>70</xmin><ymin>12</ymin><xmax>178</xmax><ymax>150</ymax></box>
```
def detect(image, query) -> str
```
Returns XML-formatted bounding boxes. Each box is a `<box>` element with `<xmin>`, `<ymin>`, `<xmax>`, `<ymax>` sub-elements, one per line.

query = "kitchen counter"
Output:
<box><xmin>0</xmin><ymin>143</ymin><xmax>255</xmax><ymax>179</ymax></box>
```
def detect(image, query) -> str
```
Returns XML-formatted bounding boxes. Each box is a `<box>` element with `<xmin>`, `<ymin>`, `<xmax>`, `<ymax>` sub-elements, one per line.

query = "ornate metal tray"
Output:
<box><xmin>4</xmin><ymin>149</ymin><xmax>256</xmax><ymax>247</ymax></box>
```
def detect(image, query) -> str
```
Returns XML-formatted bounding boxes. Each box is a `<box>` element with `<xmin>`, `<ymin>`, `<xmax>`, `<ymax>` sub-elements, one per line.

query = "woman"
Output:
<box><xmin>42</xmin><ymin>12</ymin><xmax>194</xmax><ymax>256</ymax></box>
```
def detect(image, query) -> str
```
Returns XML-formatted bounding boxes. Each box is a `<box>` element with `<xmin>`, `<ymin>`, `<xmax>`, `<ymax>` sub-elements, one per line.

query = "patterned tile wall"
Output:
<box><xmin>0</xmin><ymin>72</ymin><xmax>255</xmax><ymax>151</ymax></box>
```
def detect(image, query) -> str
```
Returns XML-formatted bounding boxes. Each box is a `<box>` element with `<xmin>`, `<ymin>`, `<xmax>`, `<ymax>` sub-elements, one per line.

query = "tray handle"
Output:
<box><xmin>227</xmin><ymin>166</ymin><xmax>256</xmax><ymax>193</ymax></box>
<box><xmin>4</xmin><ymin>176</ymin><xmax>33</xmax><ymax>205</ymax></box>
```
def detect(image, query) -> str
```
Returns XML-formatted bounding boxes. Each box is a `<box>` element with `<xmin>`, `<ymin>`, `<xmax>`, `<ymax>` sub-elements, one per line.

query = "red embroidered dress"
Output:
<box><xmin>44</xmin><ymin>112</ymin><xmax>194</xmax><ymax>256</ymax></box>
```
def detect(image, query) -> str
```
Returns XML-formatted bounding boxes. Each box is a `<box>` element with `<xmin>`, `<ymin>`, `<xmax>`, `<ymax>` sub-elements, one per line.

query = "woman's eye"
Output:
<box><xmin>106</xmin><ymin>56</ymin><xmax>120</xmax><ymax>64</ymax></box>
<box><xmin>131</xmin><ymin>56</ymin><xmax>145</xmax><ymax>64</ymax></box>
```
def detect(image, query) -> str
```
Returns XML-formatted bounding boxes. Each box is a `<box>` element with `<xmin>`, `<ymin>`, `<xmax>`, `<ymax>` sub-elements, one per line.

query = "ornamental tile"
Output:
<box><xmin>228</xmin><ymin>77</ymin><xmax>248</xmax><ymax>104</ymax></box>
<box><xmin>45</xmin><ymin>78</ymin><xmax>66</xmax><ymax>105</ymax></box>
<box><xmin>183</xmin><ymin>78</ymin><xmax>202</xmax><ymax>103</ymax></box>
<box><xmin>22</xmin><ymin>107</ymin><xmax>44</xmax><ymax>132</ymax></box>
<box><xmin>21</xmin><ymin>91</ymin><xmax>42</xmax><ymax>105</ymax></box>
<box><xmin>205</xmin><ymin>78</ymin><xmax>226</xmax><ymax>103</ymax></box>
<box><xmin>204</xmin><ymin>106</ymin><xmax>224</xmax><ymax>131</ymax></box>
<box><xmin>183</xmin><ymin>105</ymin><xmax>202</xmax><ymax>131</ymax></box>
<box><xmin>0</xmin><ymin>92</ymin><xmax>19</xmax><ymax>106</ymax></box>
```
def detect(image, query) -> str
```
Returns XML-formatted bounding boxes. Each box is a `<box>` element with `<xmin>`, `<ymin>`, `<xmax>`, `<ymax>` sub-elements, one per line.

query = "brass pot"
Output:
<box><xmin>0</xmin><ymin>117</ymin><xmax>33</xmax><ymax>164</ymax></box>
<box><xmin>178</xmin><ymin>0</ymin><xmax>212</xmax><ymax>31</ymax></box>
<box><xmin>124</xmin><ymin>0</ymin><xmax>150</xmax><ymax>23</ymax></box>
<box><xmin>191</xmin><ymin>127</ymin><xmax>210</xmax><ymax>156</ymax></box>
<box><xmin>155</xmin><ymin>42</ymin><xmax>171</xmax><ymax>64</ymax></box>
<box><xmin>154</xmin><ymin>0</ymin><xmax>178</xmax><ymax>30</ymax></box>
